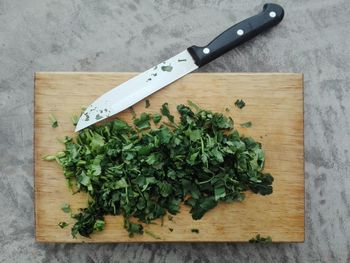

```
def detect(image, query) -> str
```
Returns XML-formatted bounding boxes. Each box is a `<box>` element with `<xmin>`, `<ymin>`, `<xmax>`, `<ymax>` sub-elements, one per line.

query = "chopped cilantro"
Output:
<box><xmin>72</xmin><ymin>115</ymin><xmax>79</xmax><ymax>126</ymax></box>
<box><xmin>160</xmin><ymin>103</ymin><xmax>174</xmax><ymax>122</ymax></box>
<box><xmin>42</xmin><ymin>155</ymin><xmax>56</xmax><ymax>161</ymax></box>
<box><xmin>145</xmin><ymin>99</ymin><xmax>150</xmax><ymax>108</ymax></box>
<box><xmin>49</xmin><ymin>114</ymin><xmax>58</xmax><ymax>128</ymax></box>
<box><xmin>191</xmin><ymin>228</ymin><xmax>199</xmax><ymax>234</ymax></box>
<box><xmin>133</xmin><ymin>113</ymin><xmax>151</xmax><ymax>130</ymax></box>
<box><xmin>47</xmin><ymin>102</ymin><xmax>273</xmax><ymax>238</ymax></box>
<box><xmin>58</xmin><ymin>222</ymin><xmax>69</xmax><ymax>228</ymax></box>
<box><xmin>234</xmin><ymin>99</ymin><xmax>246</xmax><ymax>109</ymax></box>
<box><xmin>152</xmin><ymin>113</ymin><xmax>162</xmax><ymax>124</ymax></box>
<box><xmin>129</xmin><ymin>106</ymin><xmax>136</xmax><ymax>119</ymax></box>
<box><xmin>240</xmin><ymin>121</ymin><xmax>252</xmax><ymax>128</ymax></box>
<box><xmin>61</xmin><ymin>203</ymin><xmax>71</xmax><ymax>213</ymax></box>
<box><xmin>93</xmin><ymin>219</ymin><xmax>105</xmax><ymax>231</ymax></box>
<box><xmin>145</xmin><ymin>230</ymin><xmax>161</xmax><ymax>240</ymax></box>
<box><xmin>249</xmin><ymin>234</ymin><xmax>272</xmax><ymax>243</ymax></box>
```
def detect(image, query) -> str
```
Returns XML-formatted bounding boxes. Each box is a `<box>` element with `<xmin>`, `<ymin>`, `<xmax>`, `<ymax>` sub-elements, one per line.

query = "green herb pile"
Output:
<box><xmin>46</xmin><ymin>101</ymin><xmax>273</xmax><ymax>238</ymax></box>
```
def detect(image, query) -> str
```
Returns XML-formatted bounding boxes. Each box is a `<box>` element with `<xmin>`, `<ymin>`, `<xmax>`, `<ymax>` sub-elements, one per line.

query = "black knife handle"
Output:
<box><xmin>187</xmin><ymin>3</ymin><xmax>284</xmax><ymax>67</ymax></box>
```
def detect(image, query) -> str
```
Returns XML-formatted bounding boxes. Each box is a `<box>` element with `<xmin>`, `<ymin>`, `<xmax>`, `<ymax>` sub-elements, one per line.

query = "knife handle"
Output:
<box><xmin>187</xmin><ymin>3</ymin><xmax>284</xmax><ymax>67</ymax></box>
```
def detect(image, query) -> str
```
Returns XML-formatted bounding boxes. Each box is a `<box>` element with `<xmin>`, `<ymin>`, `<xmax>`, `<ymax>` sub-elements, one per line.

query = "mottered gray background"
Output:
<box><xmin>1</xmin><ymin>0</ymin><xmax>349</xmax><ymax>262</ymax></box>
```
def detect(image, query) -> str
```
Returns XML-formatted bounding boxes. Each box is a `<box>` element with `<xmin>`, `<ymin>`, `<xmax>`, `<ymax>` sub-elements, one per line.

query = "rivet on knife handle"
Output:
<box><xmin>187</xmin><ymin>3</ymin><xmax>284</xmax><ymax>67</ymax></box>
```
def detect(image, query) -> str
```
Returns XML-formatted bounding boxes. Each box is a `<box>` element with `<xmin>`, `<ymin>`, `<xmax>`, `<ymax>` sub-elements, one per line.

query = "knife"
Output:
<box><xmin>75</xmin><ymin>3</ymin><xmax>284</xmax><ymax>132</ymax></box>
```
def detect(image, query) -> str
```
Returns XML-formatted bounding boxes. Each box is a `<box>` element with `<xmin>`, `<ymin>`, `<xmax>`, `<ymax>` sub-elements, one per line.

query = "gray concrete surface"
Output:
<box><xmin>1</xmin><ymin>0</ymin><xmax>349</xmax><ymax>262</ymax></box>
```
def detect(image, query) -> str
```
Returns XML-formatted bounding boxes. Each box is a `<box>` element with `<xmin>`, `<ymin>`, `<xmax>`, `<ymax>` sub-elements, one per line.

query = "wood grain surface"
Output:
<box><xmin>34</xmin><ymin>72</ymin><xmax>304</xmax><ymax>243</ymax></box>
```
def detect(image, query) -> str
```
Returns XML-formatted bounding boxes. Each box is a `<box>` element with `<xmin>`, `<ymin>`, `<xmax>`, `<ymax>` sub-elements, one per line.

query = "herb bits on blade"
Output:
<box><xmin>45</xmin><ymin>101</ymin><xmax>273</xmax><ymax>238</ymax></box>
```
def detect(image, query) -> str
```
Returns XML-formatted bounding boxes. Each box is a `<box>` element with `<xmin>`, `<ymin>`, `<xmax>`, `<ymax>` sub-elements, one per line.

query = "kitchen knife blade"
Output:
<box><xmin>75</xmin><ymin>3</ymin><xmax>284</xmax><ymax>132</ymax></box>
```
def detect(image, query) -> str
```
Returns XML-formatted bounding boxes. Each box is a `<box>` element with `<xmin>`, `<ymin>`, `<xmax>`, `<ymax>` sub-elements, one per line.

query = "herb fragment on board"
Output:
<box><xmin>160</xmin><ymin>103</ymin><xmax>174</xmax><ymax>122</ymax></box>
<box><xmin>129</xmin><ymin>106</ymin><xmax>136</xmax><ymax>119</ymax></box>
<box><xmin>93</xmin><ymin>219</ymin><xmax>105</xmax><ymax>232</ymax></box>
<box><xmin>169</xmin><ymin>228</ymin><xmax>174</xmax><ymax>232</ymax></box>
<box><xmin>240</xmin><ymin>121</ymin><xmax>252</xmax><ymax>128</ymax></box>
<box><xmin>58</xmin><ymin>222</ymin><xmax>69</xmax><ymax>229</ymax></box>
<box><xmin>191</xmin><ymin>228</ymin><xmax>199</xmax><ymax>234</ymax></box>
<box><xmin>234</xmin><ymin>99</ymin><xmax>246</xmax><ymax>109</ymax></box>
<box><xmin>133</xmin><ymin>113</ymin><xmax>151</xmax><ymax>130</ymax></box>
<box><xmin>47</xmin><ymin>101</ymin><xmax>273</xmax><ymax>238</ymax></box>
<box><xmin>49</xmin><ymin>114</ymin><xmax>58</xmax><ymax>128</ymax></box>
<box><xmin>249</xmin><ymin>234</ymin><xmax>272</xmax><ymax>243</ymax></box>
<box><xmin>152</xmin><ymin>113</ymin><xmax>162</xmax><ymax>124</ymax></box>
<box><xmin>145</xmin><ymin>230</ymin><xmax>161</xmax><ymax>240</ymax></box>
<box><xmin>145</xmin><ymin>99</ymin><xmax>150</xmax><ymax>108</ymax></box>
<box><xmin>42</xmin><ymin>155</ymin><xmax>56</xmax><ymax>161</ymax></box>
<box><xmin>61</xmin><ymin>203</ymin><xmax>71</xmax><ymax>213</ymax></box>
<box><xmin>72</xmin><ymin>115</ymin><xmax>79</xmax><ymax>126</ymax></box>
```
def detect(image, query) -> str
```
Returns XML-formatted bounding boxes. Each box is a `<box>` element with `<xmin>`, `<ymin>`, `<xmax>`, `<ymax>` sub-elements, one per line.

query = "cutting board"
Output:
<box><xmin>34</xmin><ymin>72</ymin><xmax>304</xmax><ymax>243</ymax></box>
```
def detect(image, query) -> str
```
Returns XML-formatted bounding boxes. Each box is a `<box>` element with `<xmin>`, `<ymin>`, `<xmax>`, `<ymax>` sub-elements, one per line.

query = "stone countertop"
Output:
<box><xmin>1</xmin><ymin>0</ymin><xmax>349</xmax><ymax>262</ymax></box>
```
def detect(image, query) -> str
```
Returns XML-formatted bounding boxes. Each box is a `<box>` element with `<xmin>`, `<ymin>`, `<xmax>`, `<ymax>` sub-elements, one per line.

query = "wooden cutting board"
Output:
<box><xmin>34</xmin><ymin>72</ymin><xmax>304</xmax><ymax>243</ymax></box>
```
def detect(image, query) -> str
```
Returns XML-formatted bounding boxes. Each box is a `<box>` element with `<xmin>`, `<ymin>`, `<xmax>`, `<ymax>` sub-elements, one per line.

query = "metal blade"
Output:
<box><xmin>75</xmin><ymin>50</ymin><xmax>198</xmax><ymax>132</ymax></box>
